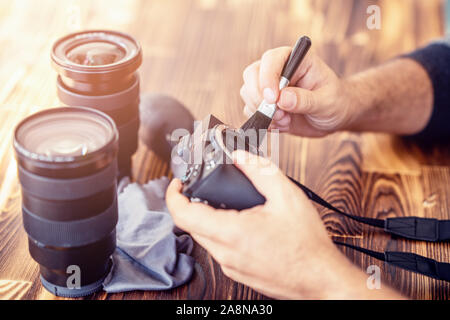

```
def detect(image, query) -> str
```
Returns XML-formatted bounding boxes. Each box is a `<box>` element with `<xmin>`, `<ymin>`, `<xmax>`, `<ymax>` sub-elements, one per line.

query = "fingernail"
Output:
<box><xmin>263</xmin><ymin>88</ymin><xmax>276</xmax><ymax>103</ymax></box>
<box><xmin>279</xmin><ymin>90</ymin><xmax>297</xmax><ymax>110</ymax></box>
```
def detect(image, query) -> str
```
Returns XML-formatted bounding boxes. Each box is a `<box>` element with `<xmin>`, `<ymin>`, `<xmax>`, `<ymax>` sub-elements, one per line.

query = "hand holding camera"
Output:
<box><xmin>167</xmin><ymin>150</ymin><xmax>398</xmax><ymax>299</ymax></box>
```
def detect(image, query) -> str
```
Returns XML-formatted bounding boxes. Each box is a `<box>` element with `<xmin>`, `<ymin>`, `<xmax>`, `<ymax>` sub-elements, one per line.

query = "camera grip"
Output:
<box><xmin>186</xmin><ymin>164</ymin><xmax>266</xmax><ymax>210</ymax></box>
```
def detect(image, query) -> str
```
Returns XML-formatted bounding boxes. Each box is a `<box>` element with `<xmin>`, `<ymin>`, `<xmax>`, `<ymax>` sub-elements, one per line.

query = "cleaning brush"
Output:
<box><xmin>240</xmin><ymin>36</ymin><xmax>312</xmax><ymax>146</ymax></box>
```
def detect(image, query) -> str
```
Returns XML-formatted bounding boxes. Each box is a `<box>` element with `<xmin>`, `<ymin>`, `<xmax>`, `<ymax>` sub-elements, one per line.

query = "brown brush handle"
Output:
<box><xmin>280</xmin><ymin>36</ymin><xmax>311</xmax><ymax>82</ymax></box>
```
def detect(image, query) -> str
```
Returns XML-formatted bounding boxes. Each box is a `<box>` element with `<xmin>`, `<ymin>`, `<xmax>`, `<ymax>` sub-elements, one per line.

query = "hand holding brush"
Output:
<box><xmin>240</xmin><ymin>36</ymin><xmax>311</xmax><ymax>144</ymax></box>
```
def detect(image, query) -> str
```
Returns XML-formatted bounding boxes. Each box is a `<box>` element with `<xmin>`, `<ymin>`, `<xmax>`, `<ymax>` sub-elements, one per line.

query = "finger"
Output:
<box><xmin>269</xmin><ymin>125</ymin><xmax>290</xmax><ymax>132</ymax></box>
<box><xmin>166</xmin><ymin>179</ymin><xmax>240</xmax><ymax>242</ymax></box>
<box><xmin>243</xmin><ymin>105</ymin><xmax>255</xmax><ymax>118</ymax></box>
<box><xmin>259</xmin><ymin>47</ymin><xmax>291</xmax><ymax>103</ymax></box>
<box><xmin>221</xmin><ymin>266</ymin><xmax>285</xmax><ymax>299</ymax></box>
<box><xmin>242</xmin><ymin>61</ymin><xmax>263</xmax><ymax>105</ymax></box>
<box><xmin>277</xmin><ymin>86</ymin><xmax>319</xmax><ymax>115</ymax></box>
<box><xmin>194</xmin><ymin>232</ymin><xmax>275</xmax><ymax>296</ymax></box>
<box><xmin>231</xmin><ymin>150</ymin><xmax>286</xmax><ymax>200</ymax></box>
<box><xmin>240</xmin><ymin>84</ymin><xmax>260</xmax><ymax>110</ymax></box>
<box><xmin>192</xmin><ymin>233</ymin><xmax>249</xmax><ymax>272</ymax></box>
<box><xmin>276</xmin><ymin>127</ymin><xmax>290</xmax><ymax>132</ymax></box>
<box><xmin>195</xmin><ymin>237</ymin><xmax>256</xmax><ymax>279</ymax></box>
<box><xmin>192</xmin><ymin>233</ymin><xmax>235</xmax><ymax>267</ymax></box>
<box><xmin>295</xmin><ymin>53</ymin><xmax>332</xmax><ymax>90</ymax></box>
<box><xmin>289</xmin><ymin>50</ymin><xmax>315</xmax><ymax>86</ymax></box>
<box><xmin>272</xmin><ymin>109</ymin><xmax>285</xmax><ymax>121</ymax></box>
<box><xmin>274</xmin><ymin>113</ymin><xmax>291</xmax><ymax>127</ymax></box>
<box><xmin>286</xmin><ymin>114</ymin><xmax>329</xmax><ymax>137</ymax></box>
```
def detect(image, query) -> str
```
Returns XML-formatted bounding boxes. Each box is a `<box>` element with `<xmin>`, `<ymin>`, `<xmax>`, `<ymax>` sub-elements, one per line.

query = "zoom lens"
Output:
<box><xmin>14</xmin><ymin>107</ymin><xmax>119</xmax><ymax>297</ymax></box>
<box><xmin>52</xmin><ymin>30</ymin><xmax>142</xmax><ymax>179</ymax></box>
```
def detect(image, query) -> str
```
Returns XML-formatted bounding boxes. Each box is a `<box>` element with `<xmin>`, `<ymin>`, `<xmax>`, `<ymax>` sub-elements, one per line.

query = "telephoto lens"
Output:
<box><xmin>51</xmin><ymin>30</ymin><xmax>142</xmax><ymax>179</ymax></box>
<box><xmin>14</xmin><ymin>107</ymin><xmax>119</xmax><ymax>297</ymax></box>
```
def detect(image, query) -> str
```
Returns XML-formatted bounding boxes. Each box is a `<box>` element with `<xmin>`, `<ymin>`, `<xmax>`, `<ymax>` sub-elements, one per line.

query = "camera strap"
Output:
<box><xmin>288</xmin><ymin>177</ymin><xmax>450</xmax><ymax>282</ymax></box>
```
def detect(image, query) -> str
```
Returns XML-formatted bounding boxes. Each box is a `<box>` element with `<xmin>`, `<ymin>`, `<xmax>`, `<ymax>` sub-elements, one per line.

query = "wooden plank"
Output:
<box><xmin>304</xmin><ymin>133</ymin><xmax>364</xmax><ymax>237</ymax></box>
<box><xmin>0</xmin><ymin>280</ymin><xmax>32</xmax><ymax>300</ymax></box>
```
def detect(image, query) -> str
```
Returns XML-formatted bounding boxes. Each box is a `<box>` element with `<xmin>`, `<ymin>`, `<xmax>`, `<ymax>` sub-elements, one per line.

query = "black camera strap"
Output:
<box><xmin>288</xmin><ymin>177</ymin><xmax>450</xmax><ymax>282</ymax></box>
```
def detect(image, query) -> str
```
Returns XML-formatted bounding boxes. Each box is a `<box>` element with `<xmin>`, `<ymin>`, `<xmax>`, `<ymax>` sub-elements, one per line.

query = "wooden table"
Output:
<box><xmin>0</xmin><ymin>0</ymin><xmax>448</xmax><ymax>300</ymax></box>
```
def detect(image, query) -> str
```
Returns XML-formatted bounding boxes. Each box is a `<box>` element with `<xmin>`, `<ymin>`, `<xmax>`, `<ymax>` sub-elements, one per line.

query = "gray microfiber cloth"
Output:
<box><xmin>102</xmin><ymin>177</ymin><xmax>195</xmax><ymax>293</ymax></box>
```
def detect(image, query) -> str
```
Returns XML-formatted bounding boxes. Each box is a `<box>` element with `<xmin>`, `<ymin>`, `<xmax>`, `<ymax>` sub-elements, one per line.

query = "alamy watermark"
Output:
<box><xmin>66</xmin><ymin>264</ymin><xmax>81</xmax><ymax>290</ymax></box>
<box><xmin>366</xmin><ymin>265</ymin><xmax>381</xmax><ymax>289</ymax></box>
<box><xmin>367</xmin><ymin>5</ymin><xmax>381</xmax><ymax>30</ymax></box>
<box><xmin>66</xmin><ymin>4</ymin><xmax>82</xmax><ymax>31</ymax></box>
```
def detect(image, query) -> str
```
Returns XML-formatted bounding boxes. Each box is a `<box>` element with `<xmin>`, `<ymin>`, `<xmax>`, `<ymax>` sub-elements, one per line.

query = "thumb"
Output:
<box><xmin>277</xmin><ymin>87</ymin><xmax>320</xmax><ymax>115</ymax></box>
<box><xmin>231</xmin><ymin>150</ymin><xmax>285</xmax><ymax>200</ymax></box>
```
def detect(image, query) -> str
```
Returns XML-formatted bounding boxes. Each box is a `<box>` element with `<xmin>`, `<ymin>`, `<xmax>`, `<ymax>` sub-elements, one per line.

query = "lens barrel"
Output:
<box><xmin>14</xmin><ymin>107</ymin><xmax>119</xmax><ymax>297</ymax></box>
<box><xmin>52</xmin><ymin>30</ymin><xmax>142</xmax><ymax>179</ymax></box>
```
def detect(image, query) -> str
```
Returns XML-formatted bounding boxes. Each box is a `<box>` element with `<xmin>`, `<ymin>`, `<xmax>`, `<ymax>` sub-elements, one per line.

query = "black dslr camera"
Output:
<box><xmin>174</xmin><ymin>114</ymin><xmax>266</xmax><ymax>210</ymax></box>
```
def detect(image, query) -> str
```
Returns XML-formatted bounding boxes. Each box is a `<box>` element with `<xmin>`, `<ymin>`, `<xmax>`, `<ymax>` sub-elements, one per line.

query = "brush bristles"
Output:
<box><xmin>240</xmin><ymin>111</ymin><xmax>272</xmax><ymax>147</ymax></box>
<box><xmin>241</xmin><ymin>111</ymin><xmax>272</xmax><ymax>131</ymax></box>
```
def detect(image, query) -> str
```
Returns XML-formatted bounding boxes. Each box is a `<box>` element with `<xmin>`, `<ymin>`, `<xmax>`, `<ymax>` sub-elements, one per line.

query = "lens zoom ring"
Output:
<box><xmin>22</xmin><ymin>197</ymin><xmax>118</xmax><ymax>247</ymax></box>
<box><xmin>56</xmin><ymin>74</ymin><xmax>140</xmax><ymax>110</ymax></box>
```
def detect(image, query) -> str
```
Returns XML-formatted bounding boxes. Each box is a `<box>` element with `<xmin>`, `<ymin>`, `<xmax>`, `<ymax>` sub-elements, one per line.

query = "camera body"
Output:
<box><xmin>176</xmin><ymin>114</ymin><xmax>266</xmax><ymax>210</ymax></box>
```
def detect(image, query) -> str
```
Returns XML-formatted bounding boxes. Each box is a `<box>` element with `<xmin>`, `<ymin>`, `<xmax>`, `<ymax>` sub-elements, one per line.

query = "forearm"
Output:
<box><xmin>343</xmin><ymin>58</ymin><xmax>433</xmax><ymax>135</ymax></box>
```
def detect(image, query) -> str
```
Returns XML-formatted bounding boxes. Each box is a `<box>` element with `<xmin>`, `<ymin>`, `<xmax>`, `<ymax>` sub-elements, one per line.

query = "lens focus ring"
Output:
<box><xmin>22</xmin><ymin>197</ymin><xmax>118</xmax><ymax>247</ymax></box>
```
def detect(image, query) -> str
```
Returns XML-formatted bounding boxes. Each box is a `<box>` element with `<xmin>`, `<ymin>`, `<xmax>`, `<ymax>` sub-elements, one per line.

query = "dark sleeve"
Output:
<box><xmin>403</xmin><ymin>38</ymin><xmax>450</xmax><ymax>143</ymax></box>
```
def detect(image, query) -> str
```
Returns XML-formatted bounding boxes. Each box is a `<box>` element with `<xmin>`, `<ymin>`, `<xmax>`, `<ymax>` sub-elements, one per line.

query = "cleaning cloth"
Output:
<box><xmin>102</xmin><ymin>177</ymin><xmax>195</xmax><ymax>293</ymax></box>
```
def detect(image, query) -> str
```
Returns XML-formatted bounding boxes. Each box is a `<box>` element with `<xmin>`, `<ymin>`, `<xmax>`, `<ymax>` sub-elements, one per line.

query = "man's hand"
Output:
<box><xmin>240</xmin><ymin>46</ymin><xmax>433</xmax><ymax>137</ymax></box>
<box><xmin>240</xmin><ymin>48</ymin><xmax>354</xmax><ymax>137</ymax></box>
<box><xmin>166</xmin><ymin>151</ymin><xmax>403</xmax><ymax>299</ymax></box>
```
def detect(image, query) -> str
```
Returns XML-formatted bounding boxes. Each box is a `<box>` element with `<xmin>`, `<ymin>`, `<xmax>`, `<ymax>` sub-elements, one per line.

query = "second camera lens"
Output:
<box><xmin>52</xmin><ymin>30</ymin><xmax>143</xmax><ymax>179</ymax></box>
